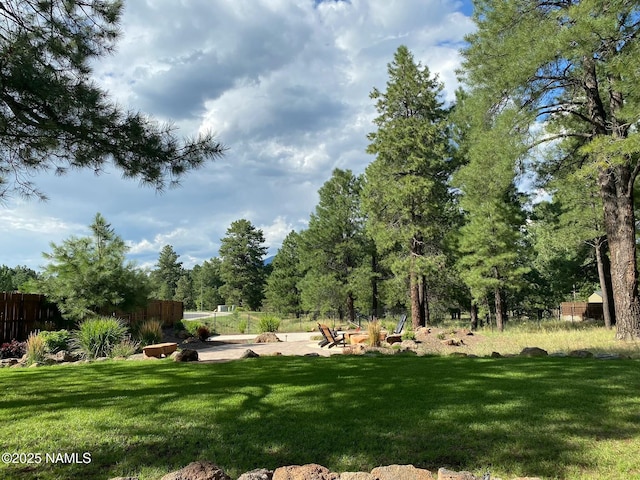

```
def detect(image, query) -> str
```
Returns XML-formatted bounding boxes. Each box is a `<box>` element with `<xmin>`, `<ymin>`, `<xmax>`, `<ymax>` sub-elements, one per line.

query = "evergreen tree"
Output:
<box><xmin>362</xmin><ymin>45</ymin><xmax>455</xmax><ymax>329</ymax></box>
<box><xmin>219</xmin><ymin>219</ymin><xmax>268</xmax><ymax>310</ymax></box>
<box><xmin>28</xmin><ymin>213</ymin><xmax>149</xmax><ymax>320</ymax></box>
<box><xmin>0</xmin><ymin>0</ymin><xmax>225</xmax><ymax>200</ymax></box>
<box><xmin>298</xmin><ymin>169</ymin><xmax>373</xmax><ymax>322</ymax></box>
<box><xmin>460</xmin><ymin>0</ymin><xmax>640</xmax><ymax>339</ymax></box>
<box><xmin>264</xmin><ymin>230</ymin><xmax>303</xmax><ymax>316</ymax></box>
<box><xmin>150</xmin><ymin>245</ymin><xmax>183</xmax><ymax>300</ymax></box>
<box><xmin>0</xmin><ymin>265</ymin><xmax>38</xmax><ymax>291</ymax></box>
<box><xmin>191</xmin><ymin>258</ymin><xmax>225</xmax><ymax>311</ymax></box>
<box><xmin>173</xmin><ymin>274</ymin><xmax>195</xmax><ymax>310</ymax></box>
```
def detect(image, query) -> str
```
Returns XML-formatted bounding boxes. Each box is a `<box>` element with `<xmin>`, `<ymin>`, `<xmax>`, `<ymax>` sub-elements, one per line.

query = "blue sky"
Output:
<box><xmin>1</xmin><ymin>0</ymin><xmax>475</xmax><ymax>271</ymax></box>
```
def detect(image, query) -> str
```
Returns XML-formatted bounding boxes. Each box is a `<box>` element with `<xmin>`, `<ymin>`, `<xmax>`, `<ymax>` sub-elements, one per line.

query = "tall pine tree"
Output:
<box><xmin>362</xmin><ymin>45</ymin><xmax>454</xmax><ymax>329</ymax></box>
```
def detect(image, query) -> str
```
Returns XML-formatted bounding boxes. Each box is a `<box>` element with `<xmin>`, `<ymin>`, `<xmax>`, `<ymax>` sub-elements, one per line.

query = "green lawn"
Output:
<box><xmin>1</xmin><ymin>356</ymin><xmax>639</xmax><ymax>480</ymax></box>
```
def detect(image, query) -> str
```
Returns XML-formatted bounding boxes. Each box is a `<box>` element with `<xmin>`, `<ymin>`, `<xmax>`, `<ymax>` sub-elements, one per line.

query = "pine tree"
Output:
<box><xmin>460</xmin><ymin>0</ymin><xmax>640</xmax><ymax>339</ymax></box>
<box><xmin>264</xmin><ymin>231</ymin><xmax>303</xmax><ymax>316</ymax></box>
<box><xmin>150</xmin><ymin>245</ymin><xmax>183</xmax><ymax>300</ymax></box>
<box><xmin>0</xmin><ymin>0</ymin><xmax>225</xmax><ymax>200</ymax></box>
<box><xmin>362</xmin><ymin>45</ymin><xmax>455</xmax><ymax>329</ymax></box>
<box><xmin>219</xmin><ymin>219</ymin><xmax>268</xmax><ymax>310</ymax></box>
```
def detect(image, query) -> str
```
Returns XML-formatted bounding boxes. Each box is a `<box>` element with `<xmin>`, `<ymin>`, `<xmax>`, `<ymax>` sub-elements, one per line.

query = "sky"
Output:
<box><xmin>1</xmin><ymin>0</ymin><xmax>475</xmax><ymax>271</ymax></box>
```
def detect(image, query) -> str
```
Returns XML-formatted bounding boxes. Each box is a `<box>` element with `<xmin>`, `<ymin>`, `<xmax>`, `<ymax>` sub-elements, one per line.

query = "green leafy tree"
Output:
<box><xmin>219</xmin><ymin>219</ymin><xmax>268</xmax><ymax>310</ymax></box>
<box><xmin>0</xmin><ymin>0</ymin><xmax>225</xmax><ymax>200</ymax></box>
<box><xmin>150</xmin><ymin>245</ymin><xmax>183</xmax><ymax>300</ymax></box>
<box><xmin>298</xmin><ymin>169</ymin><xmax>373</xmax><ymax>322</ymax></box>
<box><xmin>264</xmin><ymin>230</ymin><xmax>303</xmax><ymax>316</ymax></box>
<box><xmin>28</xmin><ymin>213</ymin><xmax>150</xmax><ymax>321</ymax></box>
<box><xmin>362</xmin><ymin>45</ymin><xmax>455</xmax><ymax>329</ymax></box>
<box><xmin>460</xmin><ymin>0</ymin><xmax>640</xmax><ymax>339</ymax></box>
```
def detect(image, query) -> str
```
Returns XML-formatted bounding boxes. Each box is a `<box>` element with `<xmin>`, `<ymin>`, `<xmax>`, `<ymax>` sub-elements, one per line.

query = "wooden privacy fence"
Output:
<box><xmin>0</xmin><ymin>292</ymin><xmax>64</xmax><ymax>343</ymax></box>
<box><xmin>115</xmin><ymin>300</ymin><xmax>184</xmax><ymax>328</ymax></box>
<box><xmin>0</xmin><ymin>293</ymin><xmax>183</xmax><ymax>343</ymax></box>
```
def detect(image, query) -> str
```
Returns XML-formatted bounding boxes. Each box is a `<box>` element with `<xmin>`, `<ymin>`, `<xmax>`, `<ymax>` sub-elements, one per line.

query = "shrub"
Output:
<box><xmin>258</xmin><ymin>315</ymin><xmax>281</xmax><ymax>333</ymax></box>
<box><xmin>71</xmin><ymin>316</ymin><xmax>128</xmax><ymax>359</ymax></box>
<box><xmin>196</xmin><ymin>325</ymin><xmax>210</xmax><ymax>341</ymax></box>
<box><xmin>0</xmin><ymin>340</ymin><xmax>26</xmax><ymax>359</ymax></box>
<box><xmin>111</xmin><ymin>338</ymin><xmax>140</xmax><ymax>358</ymax></box>
<box><xmin>402</xmin><ymin>329</ymin><xmax>416</xmax><ymax>341</ymax></box>
<box><xmin>135</xmin><ymin>319</ymin><xmax>163</xmax><ymax>346</ymax></box>
<box><xmin>367</xmin><ymin>320</ymin><xmax>382</xmax><ymax>347</ymax></box>
<box><xmin>238</xmin><ymin>319</ymin><xmax>247</xmax><ymax>334</ymax></box>
<box><xmin>39</xmin><ymin>330</ymin><xmax>71</xmax><ymax>353</ymax></box>
<box><xmin>25</xmin><ymin>332</ymin><xmax>47</xmax><ymax>365</ymax></box>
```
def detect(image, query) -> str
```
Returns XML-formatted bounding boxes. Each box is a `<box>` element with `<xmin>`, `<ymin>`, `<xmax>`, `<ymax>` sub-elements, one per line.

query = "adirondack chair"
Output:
<box><xmin>385</xmin><ymin>314</ymin><xmax>407</xmax><ymax>344</ymax></box>
<box><xmin>317</xmin><ymin>323</ymin><xmax>346</xmax><ymax>348</ymax></box>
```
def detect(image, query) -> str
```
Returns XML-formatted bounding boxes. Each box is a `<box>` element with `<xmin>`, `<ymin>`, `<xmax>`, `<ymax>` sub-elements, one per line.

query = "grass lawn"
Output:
<box><xmin>1</xmin><ymin>356</ymin><xmax>639</xmax><ymax>480</ymax></box>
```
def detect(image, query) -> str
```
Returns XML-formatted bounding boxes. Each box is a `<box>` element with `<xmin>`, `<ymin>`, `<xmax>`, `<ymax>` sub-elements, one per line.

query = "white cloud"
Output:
<box><xmin>2</xmin><ymin>0</ymin><xmax>475</xmax><ymax>270</ymax></box>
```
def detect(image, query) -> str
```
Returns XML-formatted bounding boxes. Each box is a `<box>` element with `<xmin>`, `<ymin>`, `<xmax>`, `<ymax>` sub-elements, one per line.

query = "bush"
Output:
<box><xmin>135</xmin><ymin>319</ymin><xmax>163</xmax><ymax>346</ymax></box>
<box><xmin>25</xmin><ymin>332</ymin><xmax>47</xmax><ymax>365</ymax></box>
<box><xmin>71</xmin><ymin>316</ymin><xmax>128</xmax><ymax>359</ymax></box>
<box><xmin>258</xmin><ymin>315</ymin><xmax>281</xmax><ymax>333</ymax></box>
<box><xmin>196</xmin><ymin>325</ymin><xmax>210</xmax><ymax>341</ymax></box>
<box><xmin>39</xmin><ymin>330</ymin><xmax>71</xmax><ymax>353</ymax></box>
<box><xmin>111</xmin><ymin>338</ymin><xmax>140</xmax><ymax>358</ymax></box>
<box><xmin>0</xmin><ymin>339</ymin><xmax>26</xmax><ymax>359</ymax></box>
<box><xmin>238</xmin><ymin>319</ymin><xmax>247</xmax><ymax>334</ymax></box>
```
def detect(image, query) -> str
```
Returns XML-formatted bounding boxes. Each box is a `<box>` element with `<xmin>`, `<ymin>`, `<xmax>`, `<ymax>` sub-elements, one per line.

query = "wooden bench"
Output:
<box><xmin>143</xmin><ymin>342</ymin><xmax>178</xmax><ymax>358</ymax></box>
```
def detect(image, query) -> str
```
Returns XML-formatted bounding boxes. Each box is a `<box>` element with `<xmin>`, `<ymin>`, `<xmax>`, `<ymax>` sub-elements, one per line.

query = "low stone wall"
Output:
<box><xmin>110</xmin><ymin>461</ymin><xmax>542</xmax><ymax>480</ymax></box>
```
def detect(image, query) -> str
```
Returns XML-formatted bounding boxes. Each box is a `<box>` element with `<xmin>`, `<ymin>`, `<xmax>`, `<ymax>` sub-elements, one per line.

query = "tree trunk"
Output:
<box><xmin>594</xmin><ymin>239</ymin><xmax>613</xmax><ymax>329</ymax></box>
<box><xmin>410</xmin><ymin>268</ymin><xmax>421</xmax><ymax>330</ymax></box>
<box><xmin>494</xmin><ymin>286</ymin><xmax>504</xmax><ymax>332</ymax></box>
<box><xmin>371</xmin><ymin>251</ymin><xmax>379</xmax><ymax>319</ymax></box>
<box><xmin>418</xmin><ymin>275</ymin><xmax>428</xmax><ymax>327</ymax></box>
<box><xmin>470</xmin><ymin>302</ymin><xmax>478</xmax><ymax>331</ymax></box>
<box><xmin>599</xmin><ymin>166</ymin><xmax>640</xmax><ymax>340</ymax></box>
<box><xmin>346</xmin><ymin>292</ymin><xmax>355</xmax><ymax>324</ymax></box>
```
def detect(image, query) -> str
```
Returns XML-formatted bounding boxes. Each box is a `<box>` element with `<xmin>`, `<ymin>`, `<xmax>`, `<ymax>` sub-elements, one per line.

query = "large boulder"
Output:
<box><xmin>272</xmin><ymin>464</ymin><xmax>338</xmax><ymax>480</ymax></box>
<box><xmin>519</xmin><ymin>347</ymin><xmax>548</xmax><ymax>357</ymax></box>
<box><xmin>254</xmin><ymin>333</ymin><xmax>281</xmax><ymax>343</ymax></box>
<box><xmin>241</xmin><ymin>349</ymin><xmax>260</xmax><ymax>358</ymax></box>
<box><xmin>171</xmin><ymin>349</ymin><xmax>199</xmax><ymax>362</ymax></box>
<box><xmin>160</xmin><ymin>461</ymin><xmax>231</xmax><ymax>480</ymax></box>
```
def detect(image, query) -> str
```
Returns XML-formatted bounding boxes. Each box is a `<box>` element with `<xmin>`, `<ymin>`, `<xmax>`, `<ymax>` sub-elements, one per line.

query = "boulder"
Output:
<box><xmin>254</xmin><ymin>333</ymin><xmax>281</xmax><ymax>343</ymax></box>
<box><xmin>441</xmin><ymin>339</ymin><xmax>461</xmax><ymax>347</ymax></box>
<box><xmin>437</xmin><ymin>467</ymin><xmax>477</xmax><ymax>480</ymax></box>
<box><xmin>519</xmin><ymin>347</ymin><xmax>548</xmax><ymax>357</ymax></box>
<box><xmin>568</xmin><ymin>350</ymin><xmax>593</xmax><ymax>358</ymax></box>
<box><xmin>160</xmin><ymin>461</ymin><xmax>231</xmax><ymax>480</ymax></box>
<box><xmin>241</xmin><ymin>349</ymin><xmax>260</xmax><ymax>358</ymax></box>
<box><xmin>272</xmin><ymin>464</ymin><xmax>338</xmax><ymax>480</ymax></box>
<box><xmin>237</xmin><ymin>468</ymin><xmax>273</xmax><ymax>480</ymax></box>
<box><xmin>172</xmin><ymin>349</ymin><xmax>199</xmax><ymax>362</ymax></box>
<box><xmin>595</xmin><ymin>353</ymin><xmax>626</xmax><ymax>360</ymax></box>
<box><xmin>46</xmin><ymin>350</ymin><xmax>79</xmax><ymax>363</ymax></box>
<box><xmin>370</xmin><ymin>464</ymin><xmax>434</xmax><ymax>480</ymax></box>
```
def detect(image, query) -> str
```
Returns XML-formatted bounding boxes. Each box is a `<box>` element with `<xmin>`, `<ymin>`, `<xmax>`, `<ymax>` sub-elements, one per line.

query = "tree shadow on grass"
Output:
<box><xmin>0</xmin><ymin>356</ymin><xmax>639</xmax><ymax>479</ymax></box>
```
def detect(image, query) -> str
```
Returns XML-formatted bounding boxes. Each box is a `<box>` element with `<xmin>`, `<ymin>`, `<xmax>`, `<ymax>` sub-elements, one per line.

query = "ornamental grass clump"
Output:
<box><xmin>135</xmin><ymin>319</ymin><xmax>163</xmax><ymax>346</ymax></box>
<box><xmin>111</xmin><ymin>338</ymin><xmax>140</xmax><ymax>358</ymax></box>
<box><xmin>71</xmin><ymin>316</ymin><xmax>128</xmax><ymax>359</ymax></box>
<box><xmin>367</xmin><ymin>320</ymin><xmax>382</xmax><ymax>347</ymax></box>
<box><xmin>25</xmin><ymin>332</ymin><xmax>47</xmax><ymax>365</ymax></box>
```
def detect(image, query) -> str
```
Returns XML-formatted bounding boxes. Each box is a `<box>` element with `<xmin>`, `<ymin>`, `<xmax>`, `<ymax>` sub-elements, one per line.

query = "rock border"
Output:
<box><xmin>110</xmin><ymin>461</ymin><xmax>542</xmax><ymax>480</ymax></box>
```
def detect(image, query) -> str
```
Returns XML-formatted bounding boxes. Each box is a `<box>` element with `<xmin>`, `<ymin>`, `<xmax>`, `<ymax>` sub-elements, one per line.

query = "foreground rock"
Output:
<box><xmin>160</xmin><ymin>461</ymin><xmax>231</xmax><ymax>480</ymax></box>
<box><xmin>171</xmin><ymin>349</ymin><xmax>199</xmax><ymax>362</ymax></box>
<box><xmin>136</xmin><ymin>463</ymin><xmax>543</xmax><ymax>480</ymax></box>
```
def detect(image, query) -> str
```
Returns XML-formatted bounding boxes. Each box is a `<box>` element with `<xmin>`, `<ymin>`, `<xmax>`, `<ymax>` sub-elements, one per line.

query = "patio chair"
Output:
<box><xmin>385</xmin><ymin>314</ymin><xmax>407</xmax><ymax>344</ymax></box>
<box><xmin>317</xmin><ymin>323</ymin><xmax>346</xmax><ymax>348</ymax></box>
